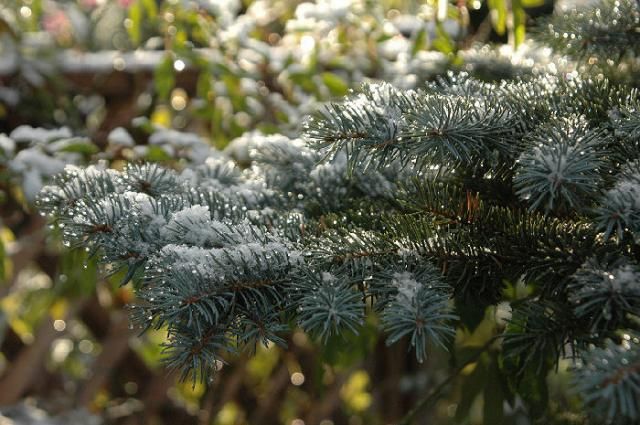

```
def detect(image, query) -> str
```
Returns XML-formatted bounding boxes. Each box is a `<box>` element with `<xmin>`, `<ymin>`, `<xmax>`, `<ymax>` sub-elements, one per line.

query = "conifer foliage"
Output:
<box><xmin>37</xmin><ymin>0</ymin><xmax>640</xmax><ymax>422</ymax></box>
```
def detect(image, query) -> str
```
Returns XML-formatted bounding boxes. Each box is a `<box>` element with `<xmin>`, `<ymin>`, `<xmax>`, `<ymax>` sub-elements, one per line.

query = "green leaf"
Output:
<box><xmin>56</xmin><ymin>249</ymin><xmax>98</xmax><ymax>297</ymax></box>
<box><xmin>411</xmin><ymin>28</ymin><xmax>428</xmax><ymax>57</ymax></box>
<box><xmin>484</xmin><ymin>357</ymin><xmax>505</xmax><ymax>424</ymax></box>
<box><xmin>512</xmin><ymin>0</ymin><xmax>527</xmax><ymax>47</ymax></box>
<box><xmin>456</xmin><ymin>297</ymin><xmax>487</xmax><ymax>331</ymax></box>
<box><xmin>0</xmin><ymin>310</ymin><xmax>7</xmax><ymax>347</ymax></box>
<box><xmin>432</xmin><ymin>22</ymin><xmax>456</xmax><ymax>55</ymax></box>
<box><xmin>0</xmin><ymin>16</ymin><xmax>18</xmax><ymax>40</ymax></box>
<box><xmin>518</xmin><ymin>362</ymin><xmax>550</xmax><ymax>419</ymax></box>
<box><xmin>174</xmin><ymin>28</ymin><xmax>188</xmax><ymax>50</ymax></box>
<box><xmin>127</xmin><ymin>0</ymin><xmax>142</xmax><ymax>46</ymax></box>
<box><xmin>211</xmin><ymin>104</ymin><xmax>229</xmax><ymax>150</ymax></box>
<box><xmin>144</xmin><ymin>145</ymin><xmax>172</xmax><ymax>161</ymax></box>
<box><xmin>141</xmin><ymin>0</ymin><xmax>157</xmax><ymax>18</ymax></box>
<box><xmin>521</xmin><ymin>0</ymin><xmax>544</xmax><ymax>6</ymax></box>
<box><xmin>222</xmin><ymin>74</ymin><xmax>244</xmax><ymax>110</ymax></box>
<box><xmin>488</xmin><ymin>0</ymin><xmax>508</xmax><ymax>35</ymax></box>
<box><xmin>322</xmin><ymin>72</ymin><xmax>349</xmax><ymax>97</ymax></box>
<box><xmin>455</xmin><ymin>359</ymin><xmax>488</xmax><ymax>421</ymax></box>
<box><xmin>0</xmin><ymin>233</ymin><xmax>5</xmax><ymax>283</ymax></box>
<box><xmin>58</xmin><ymin>140</ymin><xmax>99</xmax><ymax>155</ymax></box>
<box><xmin>256</xmin><ymin>123</ymin><xmax>280</xmax><ymax>135</ymax></box>
<box><xmin>289</xmin><ymin>71</ymin><xmax>318</xmax><ymax>95</ymax></box>
<box><xmin>320</xmin><ymin>316</ymin><xmax>378</xmax><ymax>368</ymax></box>
<box><xmin>154</xmin><ymin>55</ymin><xmax>175</xmax><ymax>101</ymax></box>
<box><xmin>131</xmin><ymin>116</ymin><xmax>154</xmax><ymax>133</ymax></box>
<box><xmin>196</xmin><ymin>67</ymin><xmax>213</xmax><ymax>101</ymax></box>
<box><xmin>503</xmin><ymin>346</ymin><xmax>552</xmax><ymax>420</ymax></box>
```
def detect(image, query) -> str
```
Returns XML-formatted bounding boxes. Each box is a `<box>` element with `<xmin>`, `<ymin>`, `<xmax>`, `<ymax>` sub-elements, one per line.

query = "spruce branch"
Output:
<box><xmin>573</xmin><ymin>334</ymin><xmax>640</xmax><ymax>424</ymax></box>
<box><xmin>553</xmin><ymin>77</ymin><xmax>637</xmax><ymax>124</ymax></box>
<box><xmin>611</xmin><ymin>98</ymin><xmax>640</xmax><ymax>156</ymax></box>
<box><xmin>595</xmin><ymin>160</ymin><xmax>640</xmax><ymax>240</ymax></box>
<box><xmin>380</xmin><ymin>269</ymin><xmax>457</xmax><ymax>363</ymax></box>
<box><xmin>304</xmin><ymin>82</ymin><xmax>415</xmax><ymax>172</ymax></box>
<box><xmin>33</xmin><ymin>28</ymin><xmax>640</xmax><ymax>416</ymax></box>
<box><xmin>514</xmin><ymin>115</ymin><xmax>610</xmax><ymax>214</ymax></box>
<box><xmin>388</xmin><ymin>182</ymin><xmax>603</xmax><ymax>301</ymax></box>
<box><xmin>294</xmin><ymin>271</ymin><xmax>364</xmax><ymax>342</ymax></box>
<box><xmin>399</xmin><ymin>94</ymin><xmax>517</xmax><ymax>170</ymax></box>
<box><xmin>569</xmin><ymin>257</ymin><xmax>640</xmax><ymax>332</ymax></box>
<box><xmin>503</xmin><ymin>301</ymin><xmax>581</xmax><ymax>377</ymax></box>
<box><xmin>162</xmin><ymin>324</ymin><xmax>229</xmax><ymax>385</ymax></box>
<box><xmin>535</xmin><ymin>0</ymin><xmax>640</xmax><ymax>62</ymax></box>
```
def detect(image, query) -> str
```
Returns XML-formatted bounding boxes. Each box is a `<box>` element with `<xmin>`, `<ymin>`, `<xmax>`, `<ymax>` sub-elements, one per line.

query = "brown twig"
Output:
<box><xmin>398</xmin><ymin>336</ymin><xmax>499</xmax><ymax>425</ymax></box>
<box><xmin>249</xmin><ymin>363</ymin><xmax>291</xmax><ymax>424</ymax></box>
<box><xmin>305</xmin><ymin>365</ymin><xmax>360</xmax><ymax>425</ymax></box>
<box><xmin>0</xmin><ymin>299</ymin><xmax>86</xmax><ymax>405</ymax></box>
<box><xmin>77</xmin><ymin>311</ymin><xmax>134</xmax><ymax>407</ymax></box>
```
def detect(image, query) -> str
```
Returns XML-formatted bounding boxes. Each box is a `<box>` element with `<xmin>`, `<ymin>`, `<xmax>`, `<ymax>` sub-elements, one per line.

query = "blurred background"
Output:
<box><xmin>0</xmin><ymin>1</ymin><xmax>588</xmax><ymax>424</ymax></box>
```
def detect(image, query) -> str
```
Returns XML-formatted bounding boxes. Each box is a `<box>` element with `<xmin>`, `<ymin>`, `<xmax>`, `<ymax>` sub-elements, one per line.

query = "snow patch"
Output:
<box><xmin>392</xmin><ymin>272</ymin><xmax>420</xmax><ymax>302</ymax></box>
